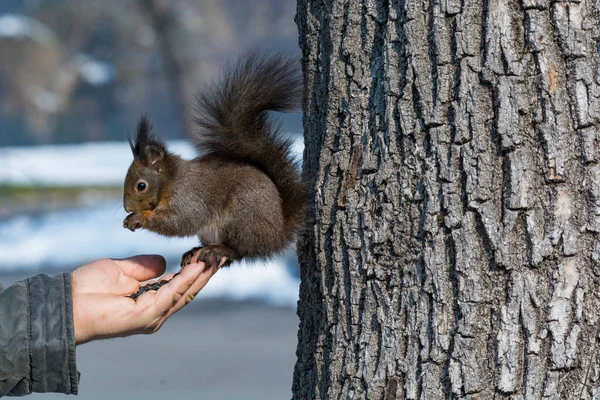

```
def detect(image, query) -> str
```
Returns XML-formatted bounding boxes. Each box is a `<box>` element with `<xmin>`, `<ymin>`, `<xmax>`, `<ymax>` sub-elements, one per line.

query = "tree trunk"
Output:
<box><xmin>293</xmin><ymin>0</ymin><xmax>600</xmax><ymax>398</ymax></box>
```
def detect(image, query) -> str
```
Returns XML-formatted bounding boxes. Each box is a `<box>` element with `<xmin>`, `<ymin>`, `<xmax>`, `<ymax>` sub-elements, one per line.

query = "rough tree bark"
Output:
<box><xmin>293</xmin><ymin>0</ymin><xmax>600</xmax><ymax>398</ymax></box>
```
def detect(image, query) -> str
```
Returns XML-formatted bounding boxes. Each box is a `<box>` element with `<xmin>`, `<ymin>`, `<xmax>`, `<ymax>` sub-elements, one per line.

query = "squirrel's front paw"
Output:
<box><xmin>123</xmin><ymin>213</ymin><xmax>142</xmax><ymax>231</ymax></box>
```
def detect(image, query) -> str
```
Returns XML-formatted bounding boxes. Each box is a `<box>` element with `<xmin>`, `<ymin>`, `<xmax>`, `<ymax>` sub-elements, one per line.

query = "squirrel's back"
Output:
<box><xmin>191</xmin><ymin>52</ymin><xmax>306</xmax><ymax>236</ymax></box>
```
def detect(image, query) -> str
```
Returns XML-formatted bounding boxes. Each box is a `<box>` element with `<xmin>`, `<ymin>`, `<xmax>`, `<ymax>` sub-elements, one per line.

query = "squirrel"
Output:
<box><xmin>122</xmin><ymin>52</ymin><xmax>306</xmax><ymax>297</ymax></box>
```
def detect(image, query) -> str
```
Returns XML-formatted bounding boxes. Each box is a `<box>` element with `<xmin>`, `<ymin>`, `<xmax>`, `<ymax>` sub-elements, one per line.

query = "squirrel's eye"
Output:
<box><xmin>137</xmin><ymin>182</ymin><xmax>147</xmax><ymax>192</ymax></box>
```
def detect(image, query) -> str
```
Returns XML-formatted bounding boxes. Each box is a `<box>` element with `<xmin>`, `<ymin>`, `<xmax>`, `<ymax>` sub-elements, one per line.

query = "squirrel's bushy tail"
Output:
<box><xmin>192</xmin><ymin>52</ymin><xmax>306</xmax><ymax>234</ymax></box>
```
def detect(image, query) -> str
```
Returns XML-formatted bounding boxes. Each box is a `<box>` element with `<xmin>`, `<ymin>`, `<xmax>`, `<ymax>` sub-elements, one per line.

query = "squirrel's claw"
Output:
<box><xmin>180</xmin><ymin>245</ymin><xmax>234</xmax><ymax>269</ymax></box>
<box><xmin>123</xmin><ymin>213</ymin><xmax>142</xmax><ymax>231</ymax></box>
<box><xmin>180</xmin><ymin>246</ymin><xmax>203</xmax><ymax>268</ymax></box>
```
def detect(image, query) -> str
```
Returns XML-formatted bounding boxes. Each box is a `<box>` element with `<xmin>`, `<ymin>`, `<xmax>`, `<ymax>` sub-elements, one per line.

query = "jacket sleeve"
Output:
<box><xmin>0</xmin><ymin>273</ymin><xmax>79</xmax><ymax>396</ymax></box>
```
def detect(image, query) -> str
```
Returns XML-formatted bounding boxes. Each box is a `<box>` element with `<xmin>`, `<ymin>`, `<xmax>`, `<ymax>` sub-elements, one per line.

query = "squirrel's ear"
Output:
<box><xmin>133</xmin><ymin>115</ymin><xmax>167</xmax><ymax>169</ymax></box>
<box><xmin>145</xmin><ymin>144</ymin><xmax>164</xmax><ymax>167</ymax></box>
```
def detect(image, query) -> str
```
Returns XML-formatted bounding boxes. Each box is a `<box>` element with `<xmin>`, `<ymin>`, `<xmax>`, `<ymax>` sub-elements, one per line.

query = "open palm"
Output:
<box><xmin>71</xmin><ymin>254</ymin><xmax>217</xmax><ymax>345</ymax></box>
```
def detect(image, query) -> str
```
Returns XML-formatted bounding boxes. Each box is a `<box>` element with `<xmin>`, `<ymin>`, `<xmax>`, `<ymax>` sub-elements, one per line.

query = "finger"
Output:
<box><xmin>166</xmin><ymin>250</ymin><xmax>220</xmax><ymax>308</ymax></box>
<box><xmin>126</xmin><ymin>272</ymin><xmax>178</xmax><ymax>298</ymax></box>
<box><xmin>157</xmin><ymin>272</ymin><xmax>177</xmax><ymax>282</ymax></box>
<box><xmin>159</xmin><ymin>263</ymin><xmax>218</xmax><ymax>322</ymax></box>
<box><xmin>217</xmin><ymin>257</ymin><xmax>228</xmax><ymax>268</ymax></box>
<box><xmin>153</xmin><ymin>262</ymin><xmax>206</xmax><ymax>313</ymax></box>
<box><xmin>114</xmin><ymin>255</ymin><xmax>167</xmax><ymax>281</ymax></box>
<box><xmin>189</xmin><ymin>250</ymin><xmax>201</xmax><ymax>264</ymax></box>
<box><xmin>137</xmin><ymin>272</ymin><xmax>177</xmax><ymax>286</ymax></box>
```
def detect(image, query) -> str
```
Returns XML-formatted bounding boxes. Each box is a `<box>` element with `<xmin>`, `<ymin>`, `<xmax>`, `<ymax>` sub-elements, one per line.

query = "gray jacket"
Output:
<box><xmin>0</xmin><ymin>273</ymin><xmax>79</xmax><ymax>396</ymax></box>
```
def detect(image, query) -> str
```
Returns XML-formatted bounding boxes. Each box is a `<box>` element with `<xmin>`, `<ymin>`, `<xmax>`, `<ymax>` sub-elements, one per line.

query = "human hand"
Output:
<box><xmin>71</xmin><ymin>253</ymin><xmax>218</xmax><ymax>345</ymax></box>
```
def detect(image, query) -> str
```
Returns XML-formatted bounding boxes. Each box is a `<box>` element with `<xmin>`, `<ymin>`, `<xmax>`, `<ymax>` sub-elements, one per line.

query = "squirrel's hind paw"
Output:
<box><xmin>181</xmin><ymin>244</ymin><xmax>234</xmax><ymax>269</ymax></box>
<box><xmin>196</xmin><ymin>244</ymin><xmax>234</xmax><ymax>268</ymax></box>
<box><xmin>180</xmin><ymin>246</ymin><xmax>203</xmax><ymax>268</ymax></box>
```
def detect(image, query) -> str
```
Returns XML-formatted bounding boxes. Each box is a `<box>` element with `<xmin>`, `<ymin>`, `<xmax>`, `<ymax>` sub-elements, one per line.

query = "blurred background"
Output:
<box><xmin>0</xmin><ymin>1</ymin><xmax>302</xmax><ymax>399</ymax></box>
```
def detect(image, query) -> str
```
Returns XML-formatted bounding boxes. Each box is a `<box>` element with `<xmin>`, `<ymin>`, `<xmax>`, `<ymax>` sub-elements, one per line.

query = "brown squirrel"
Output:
<box><xmin>122</xmin><ymin>53</ymin><xmax>306</xmax><ymax>295</ymax></box>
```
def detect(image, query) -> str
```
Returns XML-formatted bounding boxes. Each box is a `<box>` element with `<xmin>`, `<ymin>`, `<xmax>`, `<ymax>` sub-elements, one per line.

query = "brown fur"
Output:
<box><xmin>123</xmin><ymin>52</ymin><xmax>306</xmax><ymax>268</ymax></box>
